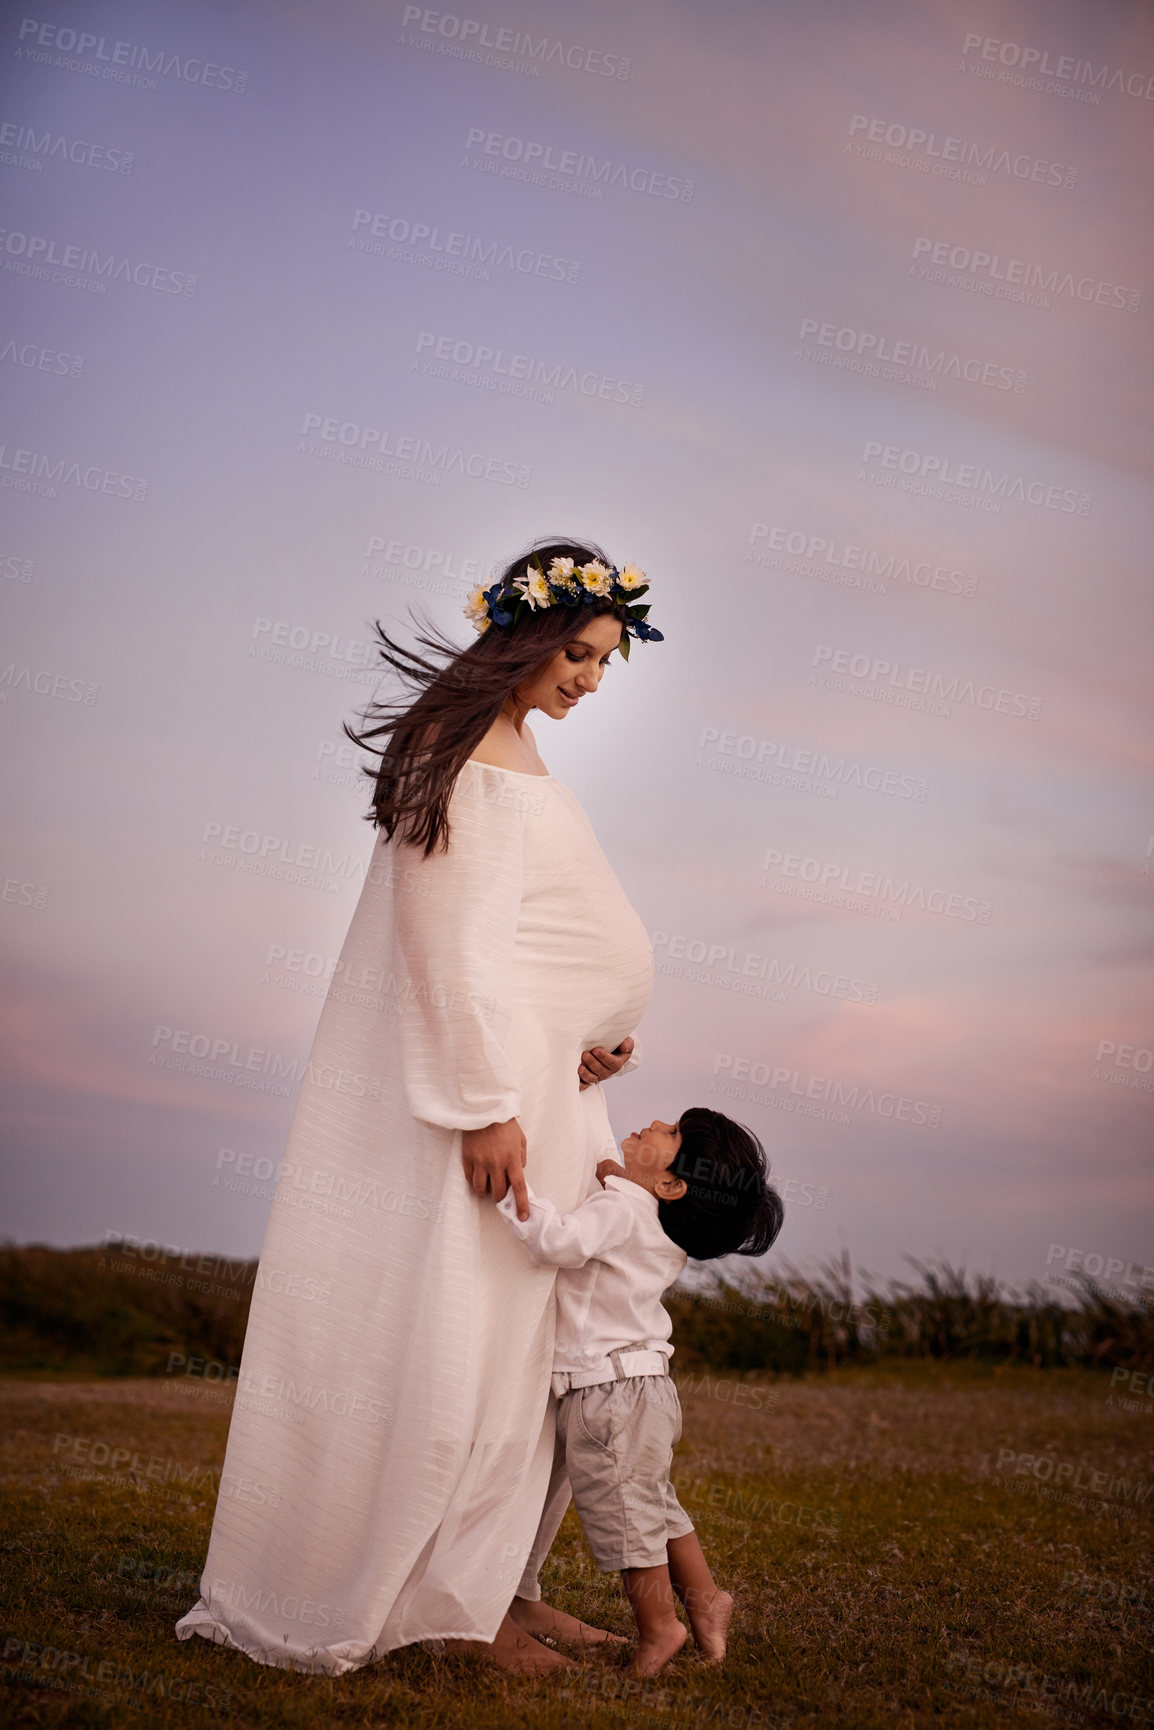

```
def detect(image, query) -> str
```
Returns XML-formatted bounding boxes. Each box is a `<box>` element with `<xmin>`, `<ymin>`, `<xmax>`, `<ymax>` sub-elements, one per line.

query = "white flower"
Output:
<box><xmin>578</xmin><ymin>559</ymin><xmax>612</xmax><ymax>595</ymax></box>
<box><xmin>548</xmin><ymin>556</ymin><xmax>576</xmax><ymax>584</ymax></box>
<box><xmin>617</xmin><ymin>563</ymin><xmax>646</xmax><ymax>590</ymax></box>
<box><xmin>525</xmin><ymin>570</ymin><xmax>552</xmax><ymax>607</ymax></box>
<box><xmin>464</xmin><ymin>587</ymin><xmax>490</xmax><ymax>631</ymax></box>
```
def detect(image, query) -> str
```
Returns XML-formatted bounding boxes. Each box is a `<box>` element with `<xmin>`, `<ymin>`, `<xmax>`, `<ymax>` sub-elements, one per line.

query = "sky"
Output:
<box><xmin>1</xmin><ymin>0</ymin><xmax>1152</xmax><ymax>1295</ymax></box>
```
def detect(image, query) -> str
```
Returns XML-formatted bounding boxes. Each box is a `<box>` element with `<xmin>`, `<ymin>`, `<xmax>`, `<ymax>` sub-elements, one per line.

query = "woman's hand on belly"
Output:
<box><xmin>577</xmin><ymin>1036</ymin><xmax>635</xmax><ymax>1091</ymax></box>
<box><xmin>461</xmin><ymin>1117</ymin><xmax>530</xmax><ymax>1219</ymax></box>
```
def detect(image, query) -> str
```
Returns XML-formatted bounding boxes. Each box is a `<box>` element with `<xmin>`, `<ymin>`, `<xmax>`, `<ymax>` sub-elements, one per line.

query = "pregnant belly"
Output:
<box><xmin>514</xmin><ymin>899</ymin><xmax>654</xmax><ymax>1054</ymax></box>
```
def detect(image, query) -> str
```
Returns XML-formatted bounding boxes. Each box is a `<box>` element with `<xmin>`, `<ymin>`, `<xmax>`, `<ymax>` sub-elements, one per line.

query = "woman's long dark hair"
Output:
<box><xmin>343</xmin><ymin>538</ymin><xmax>631</xmax><ymax>855</ymax></box>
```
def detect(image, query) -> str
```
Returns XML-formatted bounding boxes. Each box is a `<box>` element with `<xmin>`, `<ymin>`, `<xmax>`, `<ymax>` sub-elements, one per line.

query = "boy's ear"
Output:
<box><xmin>657</xmin><ymin>1174</ymin><xmax>687</xmax><ymax>1202</ymax></box>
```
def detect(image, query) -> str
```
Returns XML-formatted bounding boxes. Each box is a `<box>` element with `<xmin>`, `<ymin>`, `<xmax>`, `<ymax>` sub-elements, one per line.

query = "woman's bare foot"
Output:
<box><xmin>510</xmin><ymin>1597</ymin><xmax>627</xmax><ymax>1647</ymax></box>
<box><xmin>630</xmin><ymin>1617</ymin><xmax>688</xmax><ymax>1676</ymax></box>
<box><xmin>439</xmin><ymin>1612</ymin><xmax>576</xmax><ymax>1673</ymax></box>
<box><xmin>687</xmin><ymin>1587</ymin><xmax>734</xmax><ymax>1663</ymax></box>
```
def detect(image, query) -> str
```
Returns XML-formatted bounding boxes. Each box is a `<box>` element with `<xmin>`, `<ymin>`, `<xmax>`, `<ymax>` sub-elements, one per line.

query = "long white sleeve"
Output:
<box><xmin>497</xmin><ymin>1181</ymin><xmax>635</xmax><ymax>1269</ymax></box>
<box><xmin>392</xmin><ymin>765</ymin><xmax>525</xmax><ymax>1131</ymax></box>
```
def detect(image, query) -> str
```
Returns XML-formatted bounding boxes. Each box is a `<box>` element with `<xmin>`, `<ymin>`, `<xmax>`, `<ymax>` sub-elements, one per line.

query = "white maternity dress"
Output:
<box><xmin>175</xmin><ymin>759</ymin><xmax>653</xmax><ymax>1672</ymax></box>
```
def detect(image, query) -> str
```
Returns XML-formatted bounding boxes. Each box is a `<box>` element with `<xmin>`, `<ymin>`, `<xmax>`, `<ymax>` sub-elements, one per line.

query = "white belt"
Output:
<box><xmin>551</xmin><ymin>1346</ymin><xmax>669</xmax><ymax>1398</ymax></box>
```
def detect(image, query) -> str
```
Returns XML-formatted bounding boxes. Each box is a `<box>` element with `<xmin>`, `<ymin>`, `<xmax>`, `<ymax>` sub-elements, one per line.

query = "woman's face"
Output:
<box><xmin>514</xmin><ymin>614</ymin><xmax>624</xmax><ymax>721</ymax></box>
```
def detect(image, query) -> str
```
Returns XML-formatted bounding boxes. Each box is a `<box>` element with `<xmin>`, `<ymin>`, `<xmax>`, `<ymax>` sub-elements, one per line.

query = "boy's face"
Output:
<box><xmin>617</xmin><ymin>1120</ymin><xmax>688</xmax><ymax>1202</ymax></box>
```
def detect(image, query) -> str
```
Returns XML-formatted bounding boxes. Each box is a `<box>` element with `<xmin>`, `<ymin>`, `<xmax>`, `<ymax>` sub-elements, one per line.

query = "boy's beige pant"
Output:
<box><xmin>516</xmin><ymin>1375</ymin><xmax>694</xmax><ymax>1595</ymax></box>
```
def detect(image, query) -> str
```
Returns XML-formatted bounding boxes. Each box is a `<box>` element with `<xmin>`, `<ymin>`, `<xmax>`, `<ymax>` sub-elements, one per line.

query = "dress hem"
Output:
<box><xmin>174</xmin><ymin>1601</ymin><xmax>506</xmax><ymax>1674</ymax></box>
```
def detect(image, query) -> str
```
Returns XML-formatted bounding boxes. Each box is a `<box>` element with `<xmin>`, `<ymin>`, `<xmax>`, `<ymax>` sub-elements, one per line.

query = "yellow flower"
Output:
<box><xmin>548</xmin><ymin>556</ymin><xmax>576</xmax><ymax>584</ymax></box>
<box><xmin>579</xmin><ymin>560</ymin><xmax>612</xmax><ymax>595</ymax></box>
<box><xmin>618</xmin><ymin>563</ymin><xmax>646</xmax><ymax>590</ymax></box>
<box><xmin>525</xmin><ymin>571</ymin><xmax>552</xmax><ymax>607</ymax></box>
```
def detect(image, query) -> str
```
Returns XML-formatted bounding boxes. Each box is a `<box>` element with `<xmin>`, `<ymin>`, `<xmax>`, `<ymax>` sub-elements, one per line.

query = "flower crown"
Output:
<box><xmin>464</xmin><ymin>555</ymin><xmax>663</xmax><ymax>659</ymax></box>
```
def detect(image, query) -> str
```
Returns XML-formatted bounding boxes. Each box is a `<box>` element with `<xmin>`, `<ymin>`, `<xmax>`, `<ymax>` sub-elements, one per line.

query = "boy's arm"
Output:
<box><xmin>496</xmin><ymin>1182</ymin><xmax>634</xmax><ymax>1269</ymax></box>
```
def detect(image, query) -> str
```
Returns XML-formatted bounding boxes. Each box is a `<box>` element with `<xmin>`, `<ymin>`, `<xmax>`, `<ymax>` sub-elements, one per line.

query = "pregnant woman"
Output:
<box><xmin>175</xmin><ymin>539</ymin><xmax>663</xmax><ymax>1675</ymax></box>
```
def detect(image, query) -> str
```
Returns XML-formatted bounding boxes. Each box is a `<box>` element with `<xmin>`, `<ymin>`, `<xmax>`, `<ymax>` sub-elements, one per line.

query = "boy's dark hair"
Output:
<box><xmin>657</xmin><ymin>1107</ymin><xmax>783</xmax><ymax>1262</ymax></box>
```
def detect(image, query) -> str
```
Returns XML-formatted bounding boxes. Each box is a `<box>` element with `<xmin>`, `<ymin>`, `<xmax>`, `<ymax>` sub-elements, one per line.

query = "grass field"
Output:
<box><xmin>2</xmin><ymin>1361</ymin><xmax>1151</xmax><ymax>1729</ymax></box>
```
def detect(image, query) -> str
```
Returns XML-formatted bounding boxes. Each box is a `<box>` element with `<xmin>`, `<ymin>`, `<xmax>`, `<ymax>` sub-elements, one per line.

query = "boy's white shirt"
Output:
<box><xmin>497</xmin><ymin>1169</ymin><xmax>687</xmax><ymax>1374</ymax></box>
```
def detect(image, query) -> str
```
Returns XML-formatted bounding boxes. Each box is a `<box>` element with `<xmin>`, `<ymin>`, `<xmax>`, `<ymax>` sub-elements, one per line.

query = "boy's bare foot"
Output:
<box><xmin>630</xmin><ymin>1617</ymin><xmax>688</xmax><ymax>1676</ymax></box>
<box><xmin>510</xmin><ymin>1597</ymin><xmax>627</xmax><ymax>1647</ymax></box>
<box><xmin>439</xmin><ymin>1613</ymin><xmax>576</xmax><ymax>1673</ymax></box>
<box><xmin>688</xmin><ymin>1587</ymin><xmax>734</xmax><ymax>1663</ymax></box>
<box><xmin>667</xmin><ymin>1532</ymin><xmax>733</xmax><ymax>1663</ymax></box>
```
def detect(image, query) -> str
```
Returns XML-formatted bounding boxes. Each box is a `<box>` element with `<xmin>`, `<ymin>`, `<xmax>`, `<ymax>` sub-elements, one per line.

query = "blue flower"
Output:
<box><xmin>631</xmin><ymin>619</ymin><xmax>664</xmax><ymax>642</ymax></box>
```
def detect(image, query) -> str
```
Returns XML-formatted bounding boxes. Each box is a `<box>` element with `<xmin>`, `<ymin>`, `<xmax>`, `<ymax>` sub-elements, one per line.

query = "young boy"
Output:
<box><xmin>497</xmin><ymin>1107</ymin><xmax>783</xmax><ymax>1676</ymax></box>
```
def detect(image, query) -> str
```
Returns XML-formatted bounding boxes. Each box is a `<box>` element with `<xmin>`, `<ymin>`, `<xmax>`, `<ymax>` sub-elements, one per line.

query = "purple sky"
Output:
<box><xmin>2</xmin><ymin>0</ymin><xmax>1152</xmax><ymax>1294</ymax></box>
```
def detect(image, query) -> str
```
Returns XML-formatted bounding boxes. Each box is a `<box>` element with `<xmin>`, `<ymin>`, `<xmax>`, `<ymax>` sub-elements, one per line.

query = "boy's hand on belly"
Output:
<box><xmin>578</xmin><ymin>1036</ymin><xmax>635</xmax><ymax>1091</ymax></box>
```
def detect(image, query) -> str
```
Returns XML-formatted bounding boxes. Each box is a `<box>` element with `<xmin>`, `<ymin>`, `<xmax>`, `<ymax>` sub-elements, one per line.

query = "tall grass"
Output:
<box><xmin>3</xmin><ymin>1242</ymin><xmax>1150</xmax><ymax>1380</ymax></box>
<box><xmin>0</xmin><ymin>1244</ymin><xmax>252</xmax><ymax>1376</ymax></box>
<box><xmin>667</xmin><ymin>1251</ymin><xmax>1154</xmax><ymax>1375</ymax></box>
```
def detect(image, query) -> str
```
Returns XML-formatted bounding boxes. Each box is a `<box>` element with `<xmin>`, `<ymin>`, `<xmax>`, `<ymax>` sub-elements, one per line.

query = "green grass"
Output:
<box><xmin>2</xmin><ymin>1362</ymin><xmax>1151</xmax><ymax>1729</ymax></box>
